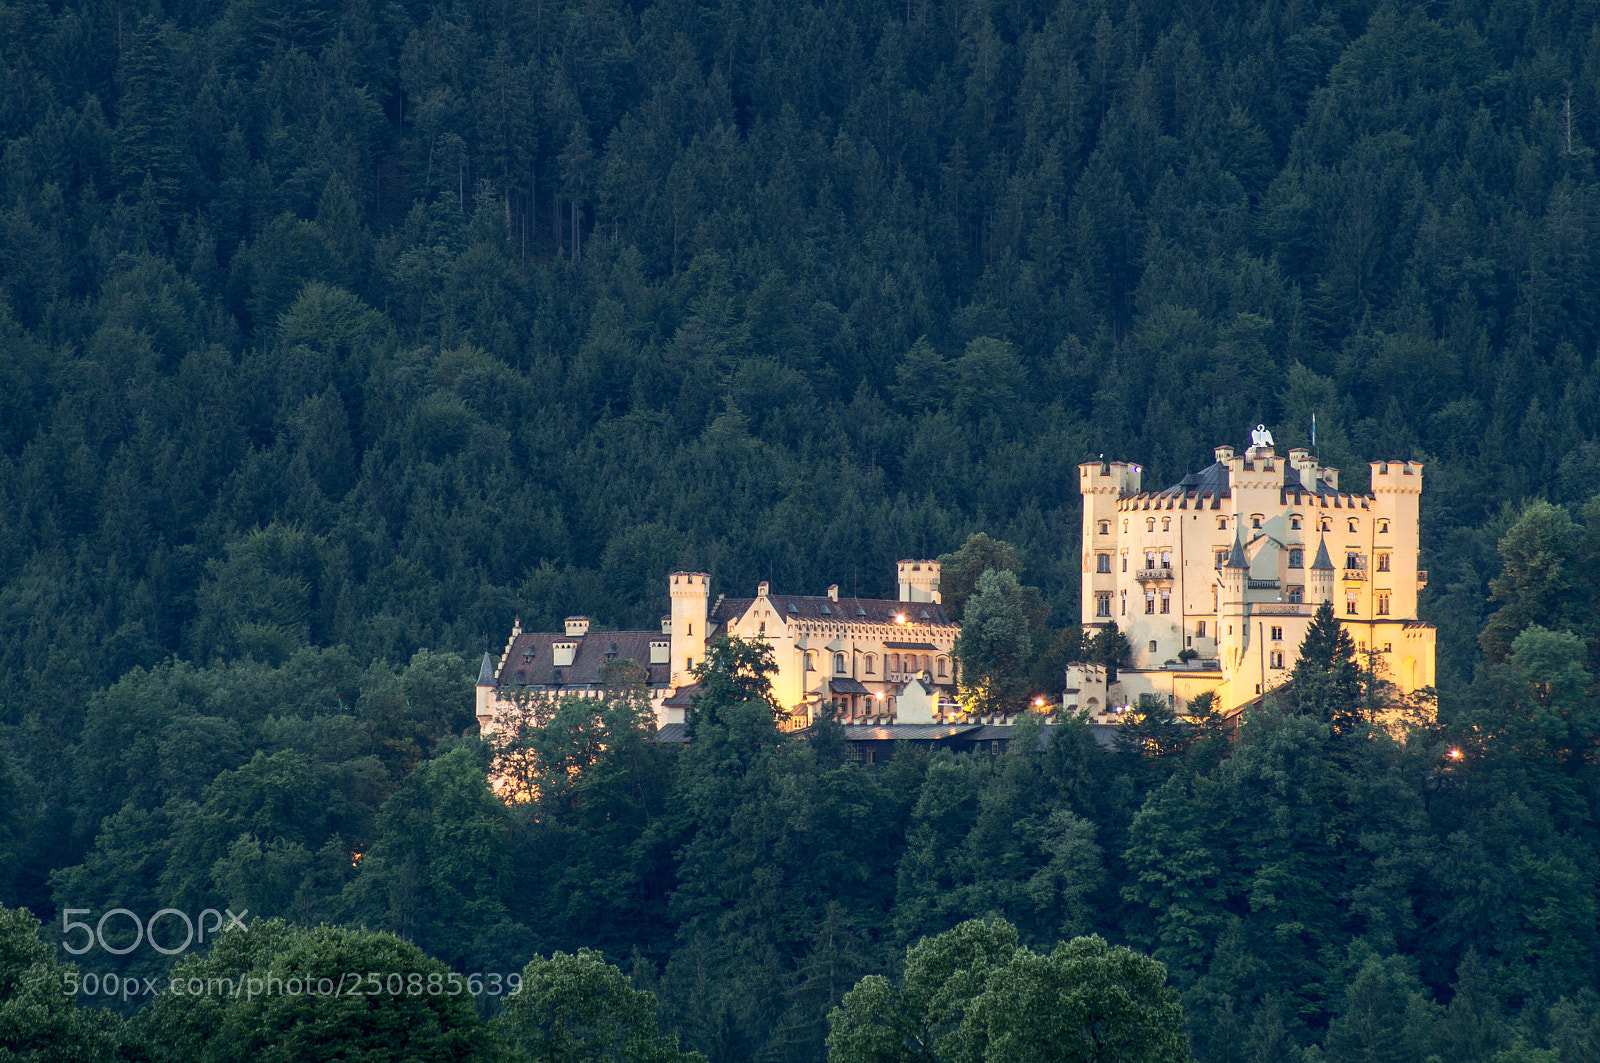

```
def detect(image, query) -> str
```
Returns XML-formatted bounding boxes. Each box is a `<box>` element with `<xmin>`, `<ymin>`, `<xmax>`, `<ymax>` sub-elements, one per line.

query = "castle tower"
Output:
<box><xmin>1078</xmin><ymin>459</ymin><xmax>1142</xmax><ymax>627</ymax></box>
<box><xmin>475</xmin><ymin>651</ymin><xmax>498</xmax><ymax>729</ymax></box>
<box><xmin>897</xmin><ymin>560</ymin><xmax>942</xmax><ymax>603</ymax></box>
<box><xmin>669</xmin><ymin>571</ymin><xmax>710</xmax><ymax>687</ymax></box>
<box><xmin>1219</xmin><ymin>529</ymin><xmax>1249</xmax><ymax>675</ymax></box>
<box><xmin>1310</xmin><ymin>535</ymin><xmax>1334</xmax><ymax>605</ymax></box>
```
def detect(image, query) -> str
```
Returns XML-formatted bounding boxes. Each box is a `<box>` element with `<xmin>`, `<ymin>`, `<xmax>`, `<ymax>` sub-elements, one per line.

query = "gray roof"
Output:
<box><xmin>1311</xmin><ymin>535</ymin><xmax>1334</xmax><ymax>570</ymax></box>
<box><xmin>497</xmin><ymin>630</ymin><xmax>673</xmax><ymax>689</ymax></box>
<box><xmin>712</xmin><ymin>594</ymin><xmax>954</xmax><ymax>627</ymax></box>
<box><xmin>830</xmin><ymin>677</ymin><xmax>873</xmax><ymax>695</ymax></box>
<box><xmin>477</xmin><ymin>652</ymin><xmax>497</xmax><ymax>686</ymax></box>
<box><xmin>1225</xmin><ymin>530</ymin><xmax>1249</xmax><ymax>569</ymax></box>
<box><xmin>651</xmin><ymin>723</ymin><xmax>690</xmax><ymax>743</ymax></box>
<box><xmin>1169</xmin><ymin>460</ymin><xmax>1231</xmax><ymax>493</ymax></box>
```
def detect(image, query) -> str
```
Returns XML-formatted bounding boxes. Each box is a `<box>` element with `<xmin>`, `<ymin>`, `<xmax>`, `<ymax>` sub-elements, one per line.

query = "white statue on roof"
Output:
<box><xmin>1250</xmin><ymin>424</ymin><xmax>1274</xmax><ymax>448</ymax></box>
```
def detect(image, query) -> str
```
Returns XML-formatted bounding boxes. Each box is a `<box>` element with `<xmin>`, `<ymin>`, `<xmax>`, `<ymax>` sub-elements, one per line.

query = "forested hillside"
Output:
<box><xmin>3</xmin><ymin>0</ymin><xmax>1600</xmax><ymax>1058</ymax></box>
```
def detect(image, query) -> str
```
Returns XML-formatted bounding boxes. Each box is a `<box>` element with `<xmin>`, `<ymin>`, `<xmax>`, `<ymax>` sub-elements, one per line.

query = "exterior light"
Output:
<box><xmin>1033</xmin><ymin>697</ymin><xmax>1045</xmax><ymax>707</ymax></box>
<box><xmin>895</xmin><ymin>613</ymin><xmax>906</xmax><ymax>623</ymax></box>
<box><xmin>1447</xmin><ymin>748</ymin><xmax>1462</xmax><ymax>760</ymax></box>
<box><xmin>874</xmin><ymin>691</ymin><xmax>885</xmax><ymax>700</ymax></box>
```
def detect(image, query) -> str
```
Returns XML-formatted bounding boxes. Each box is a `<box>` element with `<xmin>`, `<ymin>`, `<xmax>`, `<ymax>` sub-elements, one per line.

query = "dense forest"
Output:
<box><xmin>3</xmin><ymin>0</ymin><xmax>1600</xmax><ymax>1056</ymax></box>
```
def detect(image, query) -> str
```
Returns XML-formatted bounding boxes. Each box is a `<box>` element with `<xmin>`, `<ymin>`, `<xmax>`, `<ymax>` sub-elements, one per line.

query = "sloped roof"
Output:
<box><xmin>477</xmin><ymin>652</ymin><xmax>497</xmax><ymax>686</ymax></box>
<box><xmin>713</xmin><ymin>594</ymin><xmax>955</xmax><ymax>627</ymax></box>
<box><xmin>840</xmin><ymin>724</ymin><xmax>980</xmax><ymax>740</ymax></box>
<box><xmin>496</xmin><ymin>630</ymin><xmax>672</xmax><ymax>689</ymax></box>
<box><xmin>1311</xmin><ymin>536</ymin><xmax>1334</xmax><ymax>570</ymax></box>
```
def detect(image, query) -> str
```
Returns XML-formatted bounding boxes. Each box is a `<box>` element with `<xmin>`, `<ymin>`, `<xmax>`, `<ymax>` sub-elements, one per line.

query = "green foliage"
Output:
<box><xmin>497</xmin><ymin>949</ymin><xmax>703</xmax><ymax>1063</ymax></box>
<box><xmin>1290</xmin><ymin>602</ymin><xmax>1364</xmax><ymax>733</ymax></box>
<box><xmin>128</xmin><ymin>920</ymin><xmax>493</xmax><ymax>1062</ymax></box>
<box><xmin>0</xmin><ymin>904</ymin><xmax>123</xmax><ymax>1061</ymax></box>
<box><xmin>827</xmin><ymin>918</ymin><xmax>1189</xmax><ymax>1063</ymax></box>
<box><xmin>954</xmin><ymin>570</ymin><xmax>1033</xmax><ymax>717</ymax></box>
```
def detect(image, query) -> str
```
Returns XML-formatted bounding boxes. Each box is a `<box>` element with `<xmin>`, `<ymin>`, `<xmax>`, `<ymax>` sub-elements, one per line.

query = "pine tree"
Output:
<box><xmin>1291</xmin><ymin>601</ymin><xmax>1364</xmax><ymax>733</ymax></box>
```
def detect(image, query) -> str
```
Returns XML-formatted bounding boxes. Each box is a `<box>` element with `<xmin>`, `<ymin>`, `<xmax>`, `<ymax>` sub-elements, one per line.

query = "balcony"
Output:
<box><xmin>1252</xmin><ymin>602</ymin><xmax>1312</xmax><ymax>616</ymax></box>
<box><xmin>1342</xmin><ymin>569</ymin><xmax>1367</xmax><ymax>581</ymax></box>
<box><xmin>1134</xmin><ymin>567</ymin><xmax>1174</xmax><ymax>581</ymax></box>
<box><xmin>1247</xmin><ymin>578</ymin><xmax>1279</xmax><ymax>590</ymax></box>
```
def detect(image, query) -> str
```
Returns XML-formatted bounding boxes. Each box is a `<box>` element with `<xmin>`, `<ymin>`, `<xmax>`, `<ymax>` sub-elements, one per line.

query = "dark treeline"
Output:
<box><xmin>3</xmin><ymin>0</ymin><xmax>1600</xmax><ymax>1057</ymax></box>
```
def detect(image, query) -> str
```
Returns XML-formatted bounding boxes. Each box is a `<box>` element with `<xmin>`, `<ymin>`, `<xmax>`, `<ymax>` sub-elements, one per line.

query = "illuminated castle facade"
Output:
<box><xmin>477</xmin><ymin>561</ymin><xmax>961</xmax><ymax>733</ymax></box>
<box><xmin>1072</xmin><ymin>439</ymin><xmax>1436</xmax><ymax>718</ymax></box>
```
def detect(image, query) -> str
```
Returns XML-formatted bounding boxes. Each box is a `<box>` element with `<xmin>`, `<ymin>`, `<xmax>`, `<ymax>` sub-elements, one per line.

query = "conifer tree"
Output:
<box><xmin>1291</xmin><ymin>601</ymin><xmax>1364</xmax><ymax>733</ymax></box>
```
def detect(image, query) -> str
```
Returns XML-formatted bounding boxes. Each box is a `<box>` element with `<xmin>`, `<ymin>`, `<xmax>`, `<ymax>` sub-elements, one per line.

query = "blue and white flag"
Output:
<box><xmin>1310</xmin><ymin>412</ymin><xmax>1317</xmax><ymax>448</ymax></box>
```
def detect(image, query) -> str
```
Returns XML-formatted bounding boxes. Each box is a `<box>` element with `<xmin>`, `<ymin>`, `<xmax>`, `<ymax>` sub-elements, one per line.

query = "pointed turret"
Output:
<box><xmin>1310</xmin><ymin>535</ymin><xmax>1335</xmax><ymax>605</ymax></box>
<box><xmin>1225</xmin><ymin>529</ymin><xmax>1249</xmax><ymax>569</ymax></box>
<box><xmin>1311</xmin><ymin>535</ymin><xmax>1334</xmax><ymax>571</ymax></box>
<box><xmin>477</xmin><ymin>651</ymin><xmax>497</xmax><ymax>687</ymax></box>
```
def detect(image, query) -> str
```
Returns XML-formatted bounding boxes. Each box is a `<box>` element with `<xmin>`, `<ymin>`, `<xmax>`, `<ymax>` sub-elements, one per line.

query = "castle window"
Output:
<box><xmin>1122</xmin><ymin>554</ymin><xmax>1128</xmax><ymax>572</ymax></box>
<box><xmin>1161</xmin><ymin>517</ymin><xmax>1171</xmax><ymax>531</ymax></box>
<box><xmin>805</xmin><ymin>651</ymin><xmax>815</xmax><ymax>671</ymax></box>
<box><xmin>1287</xmin><ymin>585</ymin><xmax>1303</xmax><ymax>602</ymax></box>
<box><xmin>1345</xmin><ymin>593</ymin><xmax>1358</xmax><ymax>616</ymax></box>
<box><xmin>1149</xmin><ymin>640</ymin><xmax>1158</xmax><ymax>653</ymax></box>
<box><xmin>1376</xmin><ymin>592</ymin><xmax>1391</xmax><ymax>616</ymax></box>
<box><xmin>937</xmin><ymin>657</ymin><xmax>949</xmax><ymax>677</ymax></box>
<box><xmin>1160</xmin><ymin>589</ymin><xmax>1171</xmax><ymax>613</ymax></box>
<box><xmin>922</xmin><ymin>654</ymin><xmax>931</xmax><ymax>672</ymax></box>
<box><xmin>1146</xmin><ymin>518</ymin><xmax>1156</xmax><ymax>532</ymax></box>
<box><xmin>1346</xmin><ymin>552</ymin><xmax>1361</xmax><ymax>570</ymax></box>
<box><xmin>1252</xmin><ymin>514</ymin><xmax>1263</xmax><ymax>529</ymax></box>
<box><xmin>1218</xmin><ymin>516</ymin><xmax>1227</xmax><ymax>529</ymax></box>
<box><xmin>1271</xmin><ymin>651</ymin><xmax>1286</xmax><ymax>669</ymax></box>
<box><xmin>1320</xmin><ymin>517</ymin><xmax>1331</xmax><ymax>532</ymax></box>
<box><xmin>1145</xmin><ymin>590</ymin><xmax>1156</xmax><ymax>614</ymax></box>
<box><xmin>1290</xmin><ymin>515</ymin><xmax>1302</xmax><ymax>530</ymax></box>
<box><xmin>1271</xmin><ymin>626</ymin><xmax>1283</xmax><ymax>641</ymax></box>
<box><xmin>1215</xmin><ymin>550</ymin><xmax>1228</xmax><ymax>567</ymax></box>
<box><xmin>1196</xmin><ymin>621</ymin><xmax>1207</xmax><ymax>638</ymax></box>
<box><xmin>687</xmin><ymin>657</ymin><xmax>694</xmax><ymax>670</ymax></box>
<box><xmin>1096</xmin><ymin>594</ymin><xmax>1111</xmax><ymax>617</ymax></box>
<box><xmin>1097</xmin><ymin>553</ymin><xmax>1111</xmax><ymax>573</ymax></box>
<box><xmin>834</xmin><ymin>653</ymin><xmax>846</xmax><ymax>673</ymax></box>
<box><xmin>1145</xmin><ymin>551</ymin><xmax>1156</xmax><ymax>569</ymax></box>
<box><xmin>1376</xmin><ymin>553</ymin><xmax>1390</xmax><ymax>572</ymax></box>
<box><xmin>1383</xmin><ymin>642</ymin><xmax>1392</xmax><ymax>653</ymax></box>
<box><xmin>1098</xmin><ymin>521</ymin><xmax>1110</xmax><ymax>535</ymax></box>
<box><xmin>1160</xmin><ymin>550</ymin><xmax>1171</xmax><ymax>569</ymax></box>
<box><xmin>889</xmin><ymin>653</ymin><xmax>900</xmax><ymax>672</ymax></box>
<box><xmin>1348</xmin><ymin>518</ymin><xmax>1358</xmax><ymax>532</ymax></box>
<box><xmin>865</xmin><ymin>654</ymin><xmax>876</xmax><ymax>673</ymax></box>
<box><xmin>1121</xmin><ymin>592</ymin><xmax>1127</xmax><ymax>615</ymax></box>
<box><xmin>1289</xmin><ymin>548</ymin><xmax>1303</xmax><ymax>568</ymax></box>
<box><xmin>1378</xmin><ymin>519</ymin><xmax>1390</xmax><ymax>534</ymax></box>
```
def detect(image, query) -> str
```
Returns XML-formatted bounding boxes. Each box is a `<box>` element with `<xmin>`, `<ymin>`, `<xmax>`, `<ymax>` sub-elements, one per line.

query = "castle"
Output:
<box><xmin>474</xmin><ymin>434</ymin><xmax>1437</xmax><ymax>739</ymax></box>
<box><xmin>1072</xmin><ymin>437</ymin><xmax>1436</xmax><ymax>719</ymax></box>
<box><xmin>476</xmin><ymin>561</ymin><xmax>962</xmax><ymax>733</ymax></box>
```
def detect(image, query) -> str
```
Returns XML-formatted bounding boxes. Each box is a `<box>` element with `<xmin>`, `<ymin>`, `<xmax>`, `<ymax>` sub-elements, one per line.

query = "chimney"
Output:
<box><xmin>660</xmin><ymin>615</ymin><xmax>672</xmax><ymax>634</ymax></box>
<box><xmin>1214</xmin><ymin>445</ymin><xmax>1235</xmax><ymax>463</ymax></box>
<box><xmin>758</xmin><ymin>581</ymin><xmax>770</xmax><ymax>597</ymax></box>
<box><xmin>828</xmin><ymin>584</ymin><xmax>839</xmax><ymax>601</ymax></box>
<box><xmin>565</xmin><ymin>616</ymin><xmax>590</xmax><ymax>637</ymax></box>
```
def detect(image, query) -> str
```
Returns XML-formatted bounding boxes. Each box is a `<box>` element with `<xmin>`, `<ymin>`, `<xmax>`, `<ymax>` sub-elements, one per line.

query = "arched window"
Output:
<box><xmin>1098</xmin><ymin>521</ymin><xmax>1110</xmax><ymax>535</ymax></box>
<box><xmin>1290</xmin><ymin>514</ymin><xmax>1302</xmax><ymax>530</ymax></box>
<box><xmin>1159</xmin><ymin>589</ymin><xmax>1171</xmax><ymax>614</ymax></box>
<box><xmin>1348</xmin><ymin>518</ymin><xmax>1358</xmax><ymax>532</ymax></box>
<box><xmin>864</xmin><ymin>654</ymin><xmax>876</xmax><ymax>674</ymax></box>
<box><xmin>937</xmin><ymin>657</ymin><xmax>948</xmax><ymax>677</ymax></box>
<box><xmin>921</xmin><ymin>654</ymin><xmax>931</xmax><ymax>673</ymax></box>
<box><xmin>1161</xmin><ymin>517</ymin><xmax>1170</xmax><ymax>531</ymax></box>
<box><xmin>1319</xmin><ymin>517</ymin><xmax>1331</xmax><ymax>532</ymax></box>
<box><xmin>890</xmin><ymin>652</ymin><xmax>900</xmax><ymax>672</ymax></box>
<box><xmin>1378</xmin><ymin>519</ymin><xmax>1390</xmax><ymax>534</ymax></box>
<box><xmin>1217</xmin><ymin>516</ymin><xmax>1228</xmax><ymax>530</ymax></box>
<box><xmin>1146</xmin><ymin>517</ymin><xmax>1156</xmax><ymax>532</ymax></box>
<box><xmin>1145</xmin><ymin>590</ymin><xmax>1156</xmax><ymax>614</ymax></box>
<box><xmin>834</xmin><ymin>653</ymin><xmax>846</xmax><ymax>674</ymax></box>
<box><xmin>1251</xmin><ymin>514</ymin><xmax>1263</xmax><ymax>528</ymax></box>
<box><xmin>1122</xmin><ymin>519</ymin><xmax>1128</xmax><ymax>532</ymax></box>
<box><xmin>805</xmin><ymin>651</ymin><xmax>815</xmax><ymax>671</ymax></box>
<box><xmin>1160</xmin><ymin>550</ymin><xmax>1171</xmax><ymax>569</ymax></box>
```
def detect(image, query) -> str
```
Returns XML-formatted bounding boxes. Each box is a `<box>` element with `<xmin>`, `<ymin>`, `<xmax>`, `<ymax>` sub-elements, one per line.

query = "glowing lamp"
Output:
<box><xmin>874</xmin><ymin>691</ymin><xmax>885</xmax><ymax>700</ymax></box>
<box><xmin>1447</xmin><ymin>748</ymin><xmax>1462</xmax><ymax>760</ymax></box>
